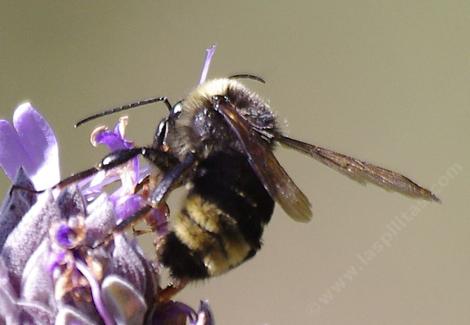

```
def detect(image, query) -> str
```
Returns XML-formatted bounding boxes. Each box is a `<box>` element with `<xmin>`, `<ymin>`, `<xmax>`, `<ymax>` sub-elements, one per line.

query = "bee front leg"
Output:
<box><xmin>112</xmin><ymin>152</ymin><xmax>196</xmax><ymax>234</ymax></box>
<box><xmin>148</xmin><ymin>153</ymin><xmax>197</xmax><ymax>206</ymax></box>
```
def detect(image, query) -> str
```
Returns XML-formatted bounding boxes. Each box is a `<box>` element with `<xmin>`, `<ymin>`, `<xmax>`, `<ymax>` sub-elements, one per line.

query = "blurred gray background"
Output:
<box><xmin>1</xmin><ymin>1</ymin><xmax>469</xmax><ymax>324</ymax></box>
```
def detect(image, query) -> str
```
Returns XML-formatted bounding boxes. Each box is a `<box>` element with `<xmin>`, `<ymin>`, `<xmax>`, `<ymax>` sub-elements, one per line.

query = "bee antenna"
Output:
<box><xmin>75</xmin><ymin>96</ymin><xmax>173</xmax><ymax>128</ymax></box>
<box><xmin>229</xmin><ymin>74</ymin><xmax>266</xmax><ymax>84</ymax></box>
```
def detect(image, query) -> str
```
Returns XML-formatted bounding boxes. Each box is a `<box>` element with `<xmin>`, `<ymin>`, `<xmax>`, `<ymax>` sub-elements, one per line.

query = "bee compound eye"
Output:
<box><xmin>171</xmin><ymin>101</ymin><xmax>183</xmax><ymax>118</ymax></box>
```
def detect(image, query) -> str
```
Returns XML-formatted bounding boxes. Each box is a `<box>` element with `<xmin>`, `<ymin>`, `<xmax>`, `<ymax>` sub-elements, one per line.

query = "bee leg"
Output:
<box><xmin>86</xmin><ymin>149</ymin><xmax>191</xmax><ymax>247</ymax></box>
<box><xmin>86</xmin><ymin>205</ymin><xmax>152</xmax><ymax>250</ymax></box>
<box><xmin>8</xmin><ymin>166</ymin><xmax>100</xmax><ymax>196</ymax></box>
<box><xmin>132</xmin><ymin>174</ymin><xmax>154</xmax><ymax>236</ymax></box>
<box><xmin>157</xmin><ymin>278</ymin><xmax>189</xmax><ymax>304</ymax></box>
<box><xmin>148</xmin><ymin>153</ymin><xmax>197</xmax><ymax>206</ymax></box>
<box><xmin>9</xmin><ymin>184</ymin><xmax>42</xmax><ymax>196</ymax></box>
<box><xmin>59</xmin><ymin>146</ymin><xmax>172</xmax><ymax>191</ymax></box>
<box><xmin>133</xmin><ymin>174</ymin><xmax>151</xmax><ymax>194</ymax></box>
<box><xmin>131</xmin><ymin>225</ymin><xmax>152</xmax><ymax>236</ymax></box>
<box><xmin>112</xmin><ymin>153</ymin><xmax>195</xmax><ymax>235</ymax></box>
<box><xmin>9</xmin><ymin>145</ymin><xmax>176</xmax><ymax>199</ymax></box>
<box><xmin>9</xmin><ymin>147</ymin><xmax>147</xmax><ymax>197</ymax></box>
<box><xmin>130</xmin><ymin>208</ymin><xmax>168</xmax><ymax>237</ymax></box>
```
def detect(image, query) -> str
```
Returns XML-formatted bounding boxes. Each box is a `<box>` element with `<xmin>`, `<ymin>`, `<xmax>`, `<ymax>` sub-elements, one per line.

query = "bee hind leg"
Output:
<box><xmin>157</xmin><ymin>278</ymin><xmax>190</xmax><ymax>304</ymax></box>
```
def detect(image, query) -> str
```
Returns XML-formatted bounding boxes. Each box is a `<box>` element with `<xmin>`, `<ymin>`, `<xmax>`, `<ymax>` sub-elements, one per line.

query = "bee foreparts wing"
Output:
<box><xmin>214</xmin><ymin>100</ymin><xmax>312</xmax><ymax>222</ymax></box>
<box><xmin>275</xmin><ymin>135</ymin><xmax>440</xmax><ymax>202</ymax></box>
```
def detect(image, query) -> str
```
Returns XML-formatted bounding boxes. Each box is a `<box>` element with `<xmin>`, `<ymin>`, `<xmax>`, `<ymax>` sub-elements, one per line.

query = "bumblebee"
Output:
<box><xmin>60</xmin><ymin>75</ymin><xmax>439</xmax><ymax>285</ymax></box>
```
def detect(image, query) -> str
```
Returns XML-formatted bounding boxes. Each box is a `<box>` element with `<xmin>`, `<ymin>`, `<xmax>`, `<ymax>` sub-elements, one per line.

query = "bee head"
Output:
<box><xmin>155</xmin><ymin>100</ymin><xmax>184</xmax><ymax>148</ymax></box>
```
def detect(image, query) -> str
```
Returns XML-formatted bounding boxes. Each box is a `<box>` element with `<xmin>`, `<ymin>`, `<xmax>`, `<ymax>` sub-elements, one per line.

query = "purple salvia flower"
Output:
<box><xmin>1</xmin><ymin>45</ymin><xmax>218</xmax><ymax>324</ymax></box>
<box><xmin>0</xmin><ymin>103</ymin><xmax>215</xmax><ymax>324</ymax></box>
<box><xmin>87</xmin><ymin>116</ymin><xmax>151</xmax><ymax>225</ymax></box>
<box><xmin>0</xmin><ymin>102</ymin><xmax>59</xmax><ymax>190</ymax></box>
<box><xmin>90</xmin><ymin>116</ymin><xmax>135</xmax><ymax>151</ymax></box>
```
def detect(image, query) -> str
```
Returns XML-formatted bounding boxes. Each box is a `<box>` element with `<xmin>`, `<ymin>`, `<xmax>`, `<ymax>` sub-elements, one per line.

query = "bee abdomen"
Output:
<box><xmin>158</xmin><ymin>231</ymin><xmax>209</xmax><ymax>279</ymax></box>
<box><xmin>159</xmin><ymin>152</ymin><xmax>274</xmax><ymax>279</ymax></box>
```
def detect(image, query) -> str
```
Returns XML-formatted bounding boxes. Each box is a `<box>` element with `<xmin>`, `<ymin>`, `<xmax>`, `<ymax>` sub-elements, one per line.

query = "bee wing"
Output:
<box><xmin>214</xmin><ymin>99</ymin><xmax>312</xmax><ymax>222</ymax></box>
<box><xmin>275</xmin><ymin>135</ymin><xmax>440</xmax><ymax>202</ymax></box>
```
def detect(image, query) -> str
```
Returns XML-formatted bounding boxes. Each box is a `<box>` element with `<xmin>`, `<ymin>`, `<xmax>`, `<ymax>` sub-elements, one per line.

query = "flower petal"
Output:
<box><xmin>21</xmin><ymin>239</ymin><xmax>56</xmax><ymax>310</ymax></box>
<box><xmin>93</xmin><ymin>129</ymin><xmax>128</xmax><ymax>151</ymax></box>
<box><xmin>192</xmin><ymin>300</ymin><xmax>215</xmax><ymax>325</ymax></box>
<box><xmin>0</xmin><ymin>258</ymin><xmax>20</xmax><ymax>323</ymax></box>
<box><xmin>55</xmin><ymin>305</ymin><xmax>98</xmax><ymax>325</ymax></box>
<box><xmin>13</xmin><ymin>103</ymin><xmax>60</xmax><ymax>189</ymax></box>
<box><xmin>0</xmin><ymin>168</ymin><xmax>37</xmax><ymax>250</ymax></box>
<box><xmin>54</xmin><ymin>224</ymin><xmax>76</xmax><ymax>248</ymax></box>
<box><xmin>199</xmin><ymin>44</ymin><xmax>217</xmax><ymax>84</ymax></box>
<box><xmin>1</xmin><ymin>191</ymin><xmax>59</xmax><ymax>293</ymax></box>
<box><xmin>17</xmin><ymin>300</ymin><xmax>55</xmax><ymax>324</ymax></box>
<box><xmin>92</xmin><ymin>118</ymin><xmax>133</xmax><ymax>152</ymax></box>
<box><xmin>56</xmin><ymin>186</ymin><xmax>86</xmax><ymax>219</ymax></box>
<box><xmin>145</xmin><ymin>204</ymin><xmax>170</xmax><ymax>237</ymax></box>
<box><xmin>152</xmin><ymin>301</ymin><xmax>197</xmax><ymax>325</ymax></box>
<box><xmin>0</xmin><ymin>119</ymin><xmax>31</xmax><ymax>182</ymax></box>
<box><xmin>111</xmin><ymin>234</ymin><xmax>147</xmax><ymax>294</ymax></box>
<box><xmin>76</xmin><ymin>260</ymin><xmax>114</xmax><ymax>325</ymax></box>
<box><xmin>84</xmin><ymin>193</ymin><xmax>117</xmax><ymax>246</ymax></box>
<box><xmin>113</xmin><ymin>195</ymin><xmax>145</xmax><ymax>224</ymax></box>
<box><xmin>101</xmin><ymin>275</ymin><xmax>147</xmax><ymax>325</ymax></box>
